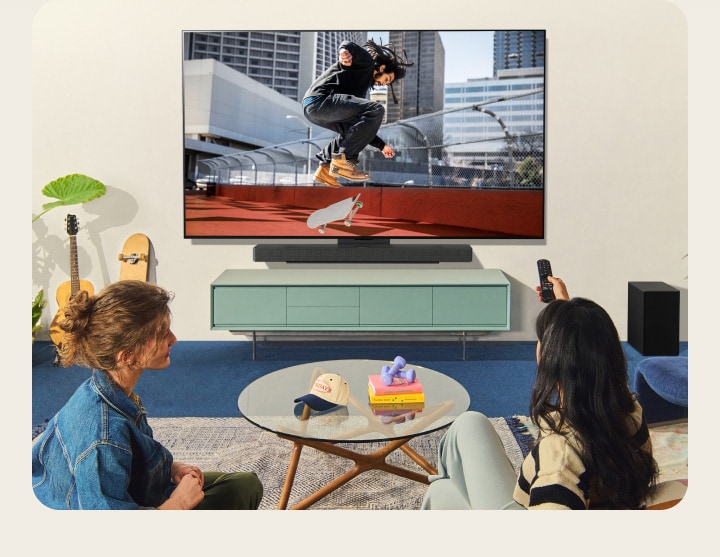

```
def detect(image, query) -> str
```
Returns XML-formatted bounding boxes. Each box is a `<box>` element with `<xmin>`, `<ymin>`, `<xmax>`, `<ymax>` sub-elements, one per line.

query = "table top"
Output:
<box><xmin>238</xmin><ymin>360</ymin><xmax>470</xmax><ymax>443</ymax></box>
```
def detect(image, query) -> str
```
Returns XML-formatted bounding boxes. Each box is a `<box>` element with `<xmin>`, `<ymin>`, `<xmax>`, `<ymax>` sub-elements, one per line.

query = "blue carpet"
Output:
<box><xmin>31</xmin><ymin>340</ymin><xmax>687</xmax><ymax>428</ymax></box>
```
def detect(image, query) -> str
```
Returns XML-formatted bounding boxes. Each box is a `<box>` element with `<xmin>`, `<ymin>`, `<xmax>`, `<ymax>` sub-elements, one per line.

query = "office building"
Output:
<box><xmin>386</xmin><ymin>31</ymin><xmax>445</xmax><ymax>122</ymax></box>
<box><xmin>184</xmin><ymin>31</ymin><xmax>367</xmax><ymax>102</ymax></box>
<box><xmin>493</xmin><ymin>30</ymin><xmax>546</xmax><ymax>74</ymax></box>
<box><xmin>443</xmin><ymin>70</ymin><xmax>544</xmax><ymax>169</ymax></box>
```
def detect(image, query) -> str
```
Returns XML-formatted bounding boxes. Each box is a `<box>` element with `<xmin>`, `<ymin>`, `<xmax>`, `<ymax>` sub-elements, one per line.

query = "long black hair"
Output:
<box><xmin>530</xmin><ymin>297</ymin><xmax>658</xmax><ymax>508</ymax></box>
<box><xmin>363</xmin><ymin>38</ymin><xmax>414</xmax><ymax>102</ymax></box>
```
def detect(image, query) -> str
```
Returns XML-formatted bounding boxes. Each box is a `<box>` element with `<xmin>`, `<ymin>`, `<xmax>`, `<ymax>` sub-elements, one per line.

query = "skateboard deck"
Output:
<box><xmin>306</xmin><ymin>194</ymin><xmax>363</xmax><ymax>234</ymax></box>
<box><xmin>118</xmin><ymin>233</ymin><xmax>150</xmax><ymax>281</ymax></box>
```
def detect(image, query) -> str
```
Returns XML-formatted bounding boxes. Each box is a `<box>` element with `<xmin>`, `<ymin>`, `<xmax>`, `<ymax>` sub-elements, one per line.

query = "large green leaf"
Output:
<box><xmin>33</xmin><ymin>174</ymin><xmax>107</xmax><ymax>222</ymax></box>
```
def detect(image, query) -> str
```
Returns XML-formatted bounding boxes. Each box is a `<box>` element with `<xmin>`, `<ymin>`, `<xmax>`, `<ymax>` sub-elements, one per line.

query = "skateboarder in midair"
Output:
<box><xmin>302</xmin><ymin>38</ymin><xmax>414</xmax><ymax>187</ymax></box>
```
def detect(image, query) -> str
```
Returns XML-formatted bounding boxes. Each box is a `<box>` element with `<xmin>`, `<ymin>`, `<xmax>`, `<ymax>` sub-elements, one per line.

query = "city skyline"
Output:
<box><xmin>368</xmin><ymin>31</ymin><xmax>494</xmax><ymax>82</ymax></box>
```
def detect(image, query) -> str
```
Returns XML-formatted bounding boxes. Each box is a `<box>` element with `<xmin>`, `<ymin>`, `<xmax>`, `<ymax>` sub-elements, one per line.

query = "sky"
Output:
<box><xmin>367</xmin><ymin>31</ymin><xmax>494</xmax><ymax>83</ymax></box>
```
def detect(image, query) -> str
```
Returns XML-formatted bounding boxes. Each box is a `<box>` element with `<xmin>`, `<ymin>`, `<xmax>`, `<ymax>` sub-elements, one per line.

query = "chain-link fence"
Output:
<box><xmin>196</xmin><ymin>88</ymin><xmax>543</xmax><ymax>189</ymax></box>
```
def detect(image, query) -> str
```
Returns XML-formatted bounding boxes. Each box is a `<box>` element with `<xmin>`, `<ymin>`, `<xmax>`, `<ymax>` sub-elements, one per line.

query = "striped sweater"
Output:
<box><xmin>512</xmin><ymin>400</ymin><xmax>652</xmax><ymax>509</ymax></box>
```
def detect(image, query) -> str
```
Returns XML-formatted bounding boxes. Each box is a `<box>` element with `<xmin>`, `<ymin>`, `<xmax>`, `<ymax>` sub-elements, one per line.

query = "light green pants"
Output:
<box><xmin>421</xmin><ymin>411</ymin><xmax>524</xmax><ymax>510</ymax></box>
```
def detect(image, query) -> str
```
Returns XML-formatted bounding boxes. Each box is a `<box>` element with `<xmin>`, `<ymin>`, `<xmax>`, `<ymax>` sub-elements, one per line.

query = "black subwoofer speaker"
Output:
<box><xmin>627</xmin><ymin>281</ymin><xmax>680</xmax><ymax>356</ymax></box>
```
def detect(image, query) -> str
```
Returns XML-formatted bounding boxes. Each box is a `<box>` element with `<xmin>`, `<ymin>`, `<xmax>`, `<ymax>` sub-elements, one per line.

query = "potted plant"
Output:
<box><xmin>32</xmin><ymin>289</ymin><xmax>47</xmax><ymax>342</ymax></box>
<box><xmin>32</xmin><ymin>174</ymin><xmax>107</xmax><ymax>337</ymax></box>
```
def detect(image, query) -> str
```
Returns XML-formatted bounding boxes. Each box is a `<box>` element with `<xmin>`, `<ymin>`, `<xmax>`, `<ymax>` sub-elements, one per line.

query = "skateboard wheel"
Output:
<box><xmin>356</xmin><ymin>202</ymin><xmax>363</xmax><ymax>208</ymax></box>
<box><xmin>344</xmin><ymin>220</ymin><xmax>352</xmax><ymax>227</ymax></box>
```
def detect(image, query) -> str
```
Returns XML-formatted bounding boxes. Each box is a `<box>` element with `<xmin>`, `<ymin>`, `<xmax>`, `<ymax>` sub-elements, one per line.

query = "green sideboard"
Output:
<box><xmin>211</xmin><ymin>268</ymin><xmax>510</xmax><ymax>358</ymax></box>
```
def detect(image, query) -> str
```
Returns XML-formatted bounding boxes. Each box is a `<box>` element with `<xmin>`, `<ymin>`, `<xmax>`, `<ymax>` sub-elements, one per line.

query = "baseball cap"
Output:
<box><xmin>294</xmin><ymin>373</ymin><xmax>350</xmax><ymax>411</ymax></box>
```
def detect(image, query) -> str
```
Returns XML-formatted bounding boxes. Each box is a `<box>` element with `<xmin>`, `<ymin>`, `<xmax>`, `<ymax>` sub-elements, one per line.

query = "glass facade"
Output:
<box><xmin>443</xmin><ymin>73</ymin><xmax>544</xmax><ymax>166</ymax></box>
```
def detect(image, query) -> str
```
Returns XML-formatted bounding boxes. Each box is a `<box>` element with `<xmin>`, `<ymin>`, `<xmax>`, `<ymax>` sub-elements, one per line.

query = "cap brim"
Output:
<box><xmin>293</xmin><ymin>402</ymin><xmax>349</xmax><ymax>418</ymax></box>
<box><xmin>293</xmin><ymin>393</ymin><xmax>337</xmax><ymax>411</ymax></box>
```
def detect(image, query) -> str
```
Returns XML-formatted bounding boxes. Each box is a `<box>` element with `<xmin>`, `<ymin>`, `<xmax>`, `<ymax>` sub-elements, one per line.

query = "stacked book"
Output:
<box><xmin>367</xmin><ymin>374</ymin><xmax>424</xmax><ymax>405</ymax></box>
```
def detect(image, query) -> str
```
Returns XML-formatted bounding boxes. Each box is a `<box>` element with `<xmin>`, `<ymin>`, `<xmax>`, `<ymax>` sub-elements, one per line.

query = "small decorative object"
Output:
<box><xmin>381</xmin><ymin>356</ymin><xmax>416</xmax><ymax>386</ymax></box>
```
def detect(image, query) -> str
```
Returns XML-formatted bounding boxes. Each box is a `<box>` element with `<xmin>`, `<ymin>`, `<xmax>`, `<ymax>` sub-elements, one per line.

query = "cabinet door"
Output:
<box><xmin>360</xmin><ymin>287</ymin><xmax>433</xmax><ymax>325</ymax></box>
<box><xmin>433</xmin><ymin>286</ymin><xmax>509</xmax><ymax>327</ymax></box>
<box><xmin>212</xmin><ymin>287</ymin><xmax>287</xmax><ymax>327</ymax></box>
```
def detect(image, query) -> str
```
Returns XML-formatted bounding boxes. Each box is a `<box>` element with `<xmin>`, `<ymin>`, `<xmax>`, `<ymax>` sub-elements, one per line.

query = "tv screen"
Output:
<box><xmin>183</xmin><ymin>30</ymin><xmax>545</xmax><ymax>244</ymax></box>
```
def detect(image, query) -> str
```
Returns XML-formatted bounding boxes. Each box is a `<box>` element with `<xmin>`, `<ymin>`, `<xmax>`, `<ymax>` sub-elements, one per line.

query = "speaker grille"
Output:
<box><xmin>254</xmin><ymin>244</ymin><xmax>473</xmax><ymax>263</ymax></box>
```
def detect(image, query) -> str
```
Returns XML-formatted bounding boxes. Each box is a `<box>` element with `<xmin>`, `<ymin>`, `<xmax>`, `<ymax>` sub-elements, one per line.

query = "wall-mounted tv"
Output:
<box><xmin>183</xmin><ymin>30</ymin><xmax>545</xmax><ymax>262</ymax></box>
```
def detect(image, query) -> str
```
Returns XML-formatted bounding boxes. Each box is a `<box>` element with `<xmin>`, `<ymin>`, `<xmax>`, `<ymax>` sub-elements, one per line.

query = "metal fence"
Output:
<box><xmin>196</xmin><ymin>88</ymin><xmax>543</xmax><ymax>189</ymax></box>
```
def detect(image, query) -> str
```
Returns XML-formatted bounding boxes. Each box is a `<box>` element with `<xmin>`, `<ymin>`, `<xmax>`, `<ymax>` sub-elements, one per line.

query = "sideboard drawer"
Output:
<box><xmin>287</xmin><ymin>286</ymin><xmax>359</xmax><ymax>307</ymax></box>
<box><xmin>287</xmin><ymin>306</ymin><xmax>360</xmax><ymax>326</ymax></box>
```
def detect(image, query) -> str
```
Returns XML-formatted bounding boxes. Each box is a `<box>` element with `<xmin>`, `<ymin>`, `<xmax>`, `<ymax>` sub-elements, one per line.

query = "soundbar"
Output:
<box><xmin>254</xmin><ymin>242</ymin><xmax>473</xmax><ymax>263</ymax></box>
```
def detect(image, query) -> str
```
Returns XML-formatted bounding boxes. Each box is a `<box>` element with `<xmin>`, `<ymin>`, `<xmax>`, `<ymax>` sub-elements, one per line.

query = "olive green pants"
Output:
<box><xmin>193</xmin><ymin>471</ymin><xmax>263</xmax><ymax>510</ymax></box>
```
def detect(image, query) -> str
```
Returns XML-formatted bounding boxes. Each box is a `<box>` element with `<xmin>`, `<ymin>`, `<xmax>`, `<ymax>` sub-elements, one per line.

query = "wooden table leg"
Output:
<box><xmin>276</xmin><ymin>434</ymin><xmax>435</xmax><ymax>510</ymax></box>
<box><xmin>277</xmin><ymin>440</ymin><xmax>304</xmax><ymax>510</ymax></box>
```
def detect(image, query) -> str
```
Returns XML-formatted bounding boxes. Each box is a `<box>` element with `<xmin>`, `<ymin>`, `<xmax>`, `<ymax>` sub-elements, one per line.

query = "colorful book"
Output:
<box><xmin>367</xmin><ymin>386</ymin><xmax>425</xmax><ymax>404</ymax></box>
<box><xmin>370</xmin><ymin>402</ymin><xmax>425</xmax><ymax>416</ymax></box>
<box><xmin>368</xmin><ymin>374</ymin><xmax>424</xmax><ymax>396</ymax></box>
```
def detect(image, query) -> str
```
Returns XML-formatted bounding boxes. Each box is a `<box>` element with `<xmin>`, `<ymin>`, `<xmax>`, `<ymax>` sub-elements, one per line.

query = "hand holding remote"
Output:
<box><xmin>537</xmin><ymin>259</ymin><xmax>555</xmax><ymax>303</ymax></box>
<box><xmin>536</xmin><ymin>260</ymin><xmax>570</xmax><ymax>302</ymax></box>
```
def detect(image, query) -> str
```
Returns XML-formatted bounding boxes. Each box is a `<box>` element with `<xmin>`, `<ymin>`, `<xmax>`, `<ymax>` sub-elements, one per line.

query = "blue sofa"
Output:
<box><xmin>633</xmin><ymin>349</ymin><xmax>688</xmax><ymax>424</ymax></box>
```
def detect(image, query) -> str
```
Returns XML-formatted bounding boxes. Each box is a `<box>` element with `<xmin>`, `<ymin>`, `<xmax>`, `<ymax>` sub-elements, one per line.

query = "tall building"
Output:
<box><xmin>493</xmin><ymin>31</ymin><xmax>545</xmax><ymax>74</ymax></box>
<box><xmin>386</xmin><ymin>31</ymin><xmax>445</xmax><ymax>122</ymax></box>
<box><xmin>184</xmin><ymin>31</ymin><xmax>367</xmax><ymax>102</ymax></box>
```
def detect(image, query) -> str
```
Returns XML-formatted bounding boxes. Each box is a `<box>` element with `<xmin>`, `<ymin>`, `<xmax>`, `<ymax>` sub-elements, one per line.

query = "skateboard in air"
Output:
<box><xmin>306</xmin><ymin>194</ymin><xmax>363</xmax><ymax>234</ymax></box>
<box><xmin>118</xmin><ymin>233</ymin><xmax>150</xmax><ymax>281</ymax></box>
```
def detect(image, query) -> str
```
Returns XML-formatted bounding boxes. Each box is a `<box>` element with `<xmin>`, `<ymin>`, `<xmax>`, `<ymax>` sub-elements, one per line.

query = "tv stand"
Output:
<box><xmin>211</xmin><ymin>268</ymin><xmax>511</xmax><ymax>358</ymax></box>
<box><xmin>253</xmin><ymin>241</ymin><xmax>472</xmax><ymax>263</ymax></box>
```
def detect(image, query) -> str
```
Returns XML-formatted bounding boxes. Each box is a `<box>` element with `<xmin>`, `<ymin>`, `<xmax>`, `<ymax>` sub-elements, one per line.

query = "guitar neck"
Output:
<box><xmin>69</xmin><ymin>234</ymin><xmax>79</xmax><ymax>296</ymax></box>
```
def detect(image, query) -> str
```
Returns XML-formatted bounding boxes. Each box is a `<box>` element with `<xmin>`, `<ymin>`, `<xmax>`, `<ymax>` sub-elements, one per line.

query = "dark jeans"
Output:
<box><xmin>303</xmin><ymin>94</ymin><xmax>384</xmax><ymax>164</ymax></box>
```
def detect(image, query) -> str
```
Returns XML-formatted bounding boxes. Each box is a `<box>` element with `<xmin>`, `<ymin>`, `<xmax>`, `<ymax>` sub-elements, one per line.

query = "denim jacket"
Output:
<box><xmin>32</xmin><ymin>370</ymin><xmax>174</xmax><ymax>509</ymax></box>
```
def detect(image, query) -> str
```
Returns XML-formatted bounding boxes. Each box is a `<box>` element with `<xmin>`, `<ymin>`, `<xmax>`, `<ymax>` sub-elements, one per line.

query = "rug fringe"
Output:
<box><xmin>505</xmin><ymin>415</ymin><xmax>536</xmax><ymax>457</ymax></box>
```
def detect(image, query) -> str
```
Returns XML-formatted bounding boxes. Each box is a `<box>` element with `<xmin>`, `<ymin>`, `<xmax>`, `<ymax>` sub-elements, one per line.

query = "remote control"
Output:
<box><xmin>537</xmin><ymin>259</ymin><xmax>555</xmax><ymax>303</ymax></box>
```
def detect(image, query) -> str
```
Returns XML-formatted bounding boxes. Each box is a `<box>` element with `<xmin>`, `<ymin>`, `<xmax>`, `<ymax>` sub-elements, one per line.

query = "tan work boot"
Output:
<box><xmin>330</xmin><ymin>154</ymin><xmax>370</xmax><ymax>181</ymax></box>
<box><xmin>313</xmin><ymin>164</ymin><xmax>341</xmax><ymax>187</ymax></box>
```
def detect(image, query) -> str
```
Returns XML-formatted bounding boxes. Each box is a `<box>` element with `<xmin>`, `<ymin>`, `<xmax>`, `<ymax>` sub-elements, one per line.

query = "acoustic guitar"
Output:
<box><xmin>49</xmin><ymin>215</ymin><xmax>95</xmax><ymax>349</ymax></box>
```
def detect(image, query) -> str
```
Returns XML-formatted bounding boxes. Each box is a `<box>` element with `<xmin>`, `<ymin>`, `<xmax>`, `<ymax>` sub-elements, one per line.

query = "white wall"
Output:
<box><xmin>31</xmin><ymin>0</ymin><xmax>689</xmax><ymax>343</ymax></box>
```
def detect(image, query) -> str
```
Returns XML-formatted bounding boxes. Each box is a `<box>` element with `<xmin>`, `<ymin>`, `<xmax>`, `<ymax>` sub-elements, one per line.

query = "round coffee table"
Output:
<box><xmin>238</xmin><ymin>359</ymin><xmax>470</xmax><ymax>509</ymax></box>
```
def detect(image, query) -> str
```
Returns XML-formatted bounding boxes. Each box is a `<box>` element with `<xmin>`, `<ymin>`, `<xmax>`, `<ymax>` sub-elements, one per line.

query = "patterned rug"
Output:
<box><xmin>32</xmin><ymin>416</ymin><xmax>687</xmax><ymax>510</ymax></box>
<box><xmin>147</xmin><ymin>416</ymin><xmax>528</xmax><ymax>510</ymax></box>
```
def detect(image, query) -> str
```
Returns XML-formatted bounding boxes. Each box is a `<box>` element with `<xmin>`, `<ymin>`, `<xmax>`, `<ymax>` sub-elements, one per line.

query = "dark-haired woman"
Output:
<box><xmin>32</xmin><ymin>280</ymin><xmax>263</xmax><ymax>510</ymax></box>
<box><xmin>302</xmin><ymin>38</ymin><xmax>413</xmax><ymax>186</ymax></box>
<box><xmin>421</xmin><ymin>276</ymin><xmax>658</xmax><ymax>510</ymax></box>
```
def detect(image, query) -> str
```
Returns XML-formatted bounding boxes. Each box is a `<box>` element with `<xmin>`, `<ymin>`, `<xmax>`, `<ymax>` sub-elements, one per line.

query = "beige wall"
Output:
<box><xmin>30</xmin><ymin>0</ymin><xmax>689</xmax><ymax>343</ymax></box>
<box><xmin>14</xmin><ymin>0</ymin><xmax>716</xmax><ymax>550</ymax></box>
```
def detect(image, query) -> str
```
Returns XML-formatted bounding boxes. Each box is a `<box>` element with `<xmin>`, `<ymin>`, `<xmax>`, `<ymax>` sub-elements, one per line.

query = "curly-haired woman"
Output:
<box><xmin>32</xmin><ymin>280</ymin><xmax>263</xmax><ymax>510</ymax></box>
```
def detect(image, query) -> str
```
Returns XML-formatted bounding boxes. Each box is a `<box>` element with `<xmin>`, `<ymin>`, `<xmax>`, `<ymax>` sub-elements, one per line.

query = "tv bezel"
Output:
<box><xmin>182</xmin><ymin>29</ymin><xmax>546</xmax><ymax>258</ymax></box>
